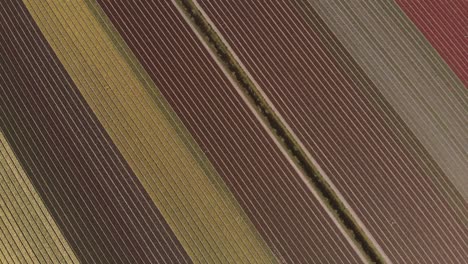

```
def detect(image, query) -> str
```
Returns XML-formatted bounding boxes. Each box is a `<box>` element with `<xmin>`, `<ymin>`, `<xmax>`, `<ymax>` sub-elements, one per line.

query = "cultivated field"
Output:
<box><xmin>310</xmin><ymin>0</ymin><xmax>468</xmax><ymax>201</ymax></box>
<box><xmin>1</xmin><ymin>0</ymin><xmax>465</xmax><ymax>263</ymax></box>
<box><xmin>94</xmin><ymin>0</ymin><xmax>366</xmax><ymax>263</ymax></box>
<box><xmin>194</xmin><ymin>0</ymin><xmax>468</xmax><ymax>263</ymax></box>
<box><xmin>396</xmin><ymin>0</ymin><xmax>468</xmax><ymax>87</ymax></box>
<box><xmin>0</xmin><ymin>131</ymin><xmax>78</xmax><ymax>263</ymax></box>
<box><xmin>1</xmin><ymin>2</ymin><xmax>189</xmax><ymax>263</ymax></box>
<box><xmin>24</xmin><ymin>0</ymin><xmax>280</xmax><ymax>263</ymax></box>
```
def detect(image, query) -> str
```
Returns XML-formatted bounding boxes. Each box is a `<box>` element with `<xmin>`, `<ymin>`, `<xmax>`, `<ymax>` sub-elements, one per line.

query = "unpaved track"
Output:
<box><xmin>95</xmin><ymin>0</ymin><xmax>365</xmax><ymax>263</ymax></box>
<box><xmin>195</xmin><ymin>0</ymin><xmax>468</xmax><ymax>263</ymax></box>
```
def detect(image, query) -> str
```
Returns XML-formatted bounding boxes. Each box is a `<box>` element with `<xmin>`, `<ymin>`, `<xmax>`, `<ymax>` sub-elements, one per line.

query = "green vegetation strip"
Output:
<box><xmin>176</xmin><ymin>0</ymin><xmax>385</xmax><ymax>263</ymax></box>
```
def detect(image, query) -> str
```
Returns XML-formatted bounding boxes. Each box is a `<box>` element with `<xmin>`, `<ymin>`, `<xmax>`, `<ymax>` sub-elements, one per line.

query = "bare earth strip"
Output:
<box><xmin>194</xmin><ymin>0</ymin><xmax>468</xmax><ymax>263</ymax></box>
<box><xmin>22</xmin><ymin>0</ymin><xmax>276</xmax><ymax>263</ymax></box>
